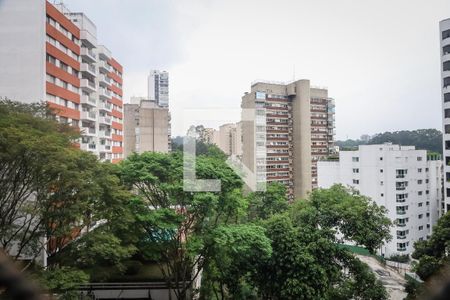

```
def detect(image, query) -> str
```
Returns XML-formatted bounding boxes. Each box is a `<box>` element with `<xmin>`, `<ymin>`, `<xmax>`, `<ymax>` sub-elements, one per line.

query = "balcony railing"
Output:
<box><xmin>397</xmin><ymin>236</ymin><xmax>407</xmax><ymax>240</ymax></box>
<box><xmin>397</xmin><ymin>223</ymin><xmax>406</xmax><ymax>227</ymax></box>
<box><xmin>397</xmin><ymin>211</ymin><xmax>406</xmax><ymax>215</ymax></box>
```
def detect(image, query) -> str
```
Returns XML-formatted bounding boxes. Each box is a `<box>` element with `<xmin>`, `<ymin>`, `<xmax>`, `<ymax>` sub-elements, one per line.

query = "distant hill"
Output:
<box><xmin>336</xmin><ymin>129</ymin><xmax>443</xmax><ymax>154</ymax></box>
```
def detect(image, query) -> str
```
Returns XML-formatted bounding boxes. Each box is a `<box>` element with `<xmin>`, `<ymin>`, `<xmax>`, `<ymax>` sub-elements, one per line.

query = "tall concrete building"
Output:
<box><xmin>0</xmin><ymin>0</ymin><xmax>124</xmax><ymax>163</ymax></box>
<box><xmin>318</xmin><ymin>144</ymin><xmax>443</xmax><ymax>256</ymax></box>
<box><xmin>440</xmin><ymin>18</ymin><xmax>450</xmax><ymax>213</ymax></box>
<box><xmin>124</xmin><ymin>98</ymin><xmax>170</xmax><ymax>157</ymax></box>
<box><xmin>241</xmin><ymin>79</ymin><xmax>335</xmax><ymax>199</ymax></box>
<box><xmin>148</xmin><ymin>70</ymin><xmax>169</xmax><ymax>107</ymax></box>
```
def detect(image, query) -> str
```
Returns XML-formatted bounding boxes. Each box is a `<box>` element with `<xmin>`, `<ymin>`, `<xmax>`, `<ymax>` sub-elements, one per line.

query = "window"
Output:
<box><xmin>381</xmin><ymin>193</ymin><xmax>384</xmax><ymax>197</ymax></box>
<box><xmin>396</xmin><ymin>194</ymin><xmax>408</xmax><ymax>202</ymax></box>
<box><xmin>418</xmin><ymin>191</ymin><xmax>423</xmax><ymax>196</ymax></box>
<box><xmin>380</xmin><ymin>157</ymin><xmax>383</xmax><ymax>161</ymax></box>
<box><xmin>380</xmin><ymin>169</ymin><xmax>384</xmax><ymax>173</ymax></box>
<box><xmin>352</xmin><ymin>157</ymin><xmax>359</xmax><ymax>162</ymax></box>
<box><xmin>380</xmin><ymin>181</ymin><xmax>384</xmax><ymax>185</ymax></box>
<box><xmin>443</xmin><ymin>29</ymin><xmax>450</xmax><ymax>40</ymax></box>
<box><xmin>46</xmin><ymin>54</ymin><xmax>56</xmax><ymax>64</ymax></box>
<box><xmin>352</xmin><ymin>168</ymin><xmax>359</xmax><ymax>173</ymax></box>
<box><xmin>396</xmin><ymin>169</ymin><xmax>407</xmax><ymax>178</ymax></box>
<box><xmin>418</xmin><ymin>180</ymin><xmax>423</xmax><ymax>184</ymax></box>
<box><xmin>419</xmin><ymin>226</ymin><xmax>423</xmax><ymax>231</ymax></box>
<box><xmin>417</xmin><ymin>157</ymin><xmax>423</xmax><ymax>161</ymax></box>
<box><xmin>352</xmin><ymin>179</ymin><xmax>359</xmax><ymax>184</ymax></box>
<box><xmin>60</xmin><ymin>61</ymin><xmax>68</xmax><ymax>72</ymax></box>
<box><xmin>418</xmin><ymin>214</ymin><xmax>423</xmax><ymax>219</ymax></box>
<box><xmin>46</xmin><ymin>74</ymin><xmax>56</xmax><ymax>84</ymax></box>
<box><xmin>418</xmin><ymin>202</ymin><xmax>423</xmax><ymax>207</ymax></box>
<box><xmin>418</xmin><ymin>168</ymin><xmax>422</xmax><ymax>173</ymax></box>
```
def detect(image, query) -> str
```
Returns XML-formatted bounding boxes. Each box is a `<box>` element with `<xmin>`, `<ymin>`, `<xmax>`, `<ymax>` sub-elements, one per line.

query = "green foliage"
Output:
<box><xmin>336</xmin><ymin>129</ymin><xmax>443</xmax><ymax>154</ymax></box>
<box><xmin>387</xmin><ymin>254</ymin><xmax>410</xmax><ymax>263</ymax></box>
<box><xmin>119</xmin><ymin>151</ymin><xmax>245</xmax><ymax>299</ymax></box>
<box><xmin>203</xmin><ymin>224</ymin><xmax>272</xmax><ymax>299</ymax></box>
<box><xmin>411</xmin><ymin>212</ymin><xmax>450</xmax><ymax>280</ymax></box>
<box><xmin>39</xmin><ymin>267</ymin><xmax>89</xmax><ymax>299</ymax></box>
<box><xmin>291</xmin><ymin>185</ymin><xmax>392</xmax><ymax>253</ymax></box>
<box><xmin>247</xmin><ymin>182</ymin><xmax>289</xmax><ymax>221</ymax></box>
<box><xmin>368</xmin><ymin>129</ymin><xmax>442</xmax><ymax>154</ymax></box>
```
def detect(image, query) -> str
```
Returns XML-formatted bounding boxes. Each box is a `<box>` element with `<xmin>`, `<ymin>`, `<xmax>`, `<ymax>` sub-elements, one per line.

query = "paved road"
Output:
<box><xmin>357</xmin><ymin>255</ymin><xmax>407</xmax><ymax>300</ymax></box>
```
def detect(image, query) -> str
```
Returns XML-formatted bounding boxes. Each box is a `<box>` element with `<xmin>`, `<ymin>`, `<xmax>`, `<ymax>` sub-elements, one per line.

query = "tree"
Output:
<box><xmin>247</xmin><ymin>182</ymin><xmax>289</xmax><ymax>221</ymax></box>
<box><xmin>0</xmin><ymin>100</ymin><xmax>84</xmax><ymax>262</ymax></box>
<box><xmin>411</xmin><ymin>212</ymin><xmax>450</xmax><ymax>280</ymax></box>
<box><xmin>368</xmin><ymin>129</ymin><xmax>442</xmax><ymax>154</ymax></box>
<box><xmin>201</xmin><ymin>224</ymin><xmax>272</xmax><ymax>299</ymax></box>
<box><xmin>119</xmin><ymin>150</ymin><xmax>246</xmax><ymax>299</ymax></box>
<box><xmin>252</xmin><ymin>185</ymin><xmax>391</xmax><ymax>300</ymax></box>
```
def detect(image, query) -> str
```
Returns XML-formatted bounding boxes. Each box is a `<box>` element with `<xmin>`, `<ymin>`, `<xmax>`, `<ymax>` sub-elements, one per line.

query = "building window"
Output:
<box><xmin>419</xmin><ymin>226</ymin><xmax>423</xmax><ymax>231</ymax></box>
<box><xmin>380</xmin><ymin>169</ymin><xmax>384</xmax><ymax>173</ymax></box>
<box><xmin>418</xmin><ymin>214</ymin><xmax>423</xmax><ymax>219</ymax></box>
<box><xmin>417</xmin><ymin>157</ymin><xmax>423</xmax><ymax>161</ymax></box>
<box><xmin>380</xmin><ymin>181</ymin><xmax>384</xmax><ymax>185</ymax></box>
<box><xmin>352</xmin><ymin>168</ymin><xmax>359</xmax><ymax>173</ymax></box>
<box><xmin>380</xmin><ymin>157</ymin><xmax>383</xmax><ymax>161</ymax></box>
<box><xmin>418</xmin><ymin>168</ymin><xmax>422</xmax><ymax>173</ymax></box>
<box><xmin>418</xmin><ymin>180</ymin><xmax>423</xmax><ymax>184</ymax></box>
<box><xmin>418</xmin><ymin>191</ymin><xmax>423</xmax><ymax>196</ymax></box>
<box><xmin>46</xmin><ymin>54</ymin><xmax>56</xmax><ymax>65</ymax></box>
<box><xmin>381</xmin><ymin>193</ymin><xmax>384</xmax><ymax>197</ymax></box>
<box><xmin>418</xmin><ymin>202</ymin><xmax>423</xmax><ymax>207</ymax></box>
<box><xmin>352</xmin><ymin>179</ymin><xmax>359</xmax><ymax>184</ymax></box>
<box><xmin>352</xmin><ymin>157</ymin><xmax>359</xmax><ymax>162</ymax></box>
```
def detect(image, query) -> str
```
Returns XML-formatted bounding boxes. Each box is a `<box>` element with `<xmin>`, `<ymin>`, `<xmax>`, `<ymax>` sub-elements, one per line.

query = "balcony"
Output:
<box><xmin>99</xmin><ymin>88</ymin><xmax>111</xmax><ymax>100</ymax></box>
<box><xmin>97</xmin><ymin>45</ymin><xmax>111</xmax><ymax>60</ymax></box>
<box><xmin>98</xmin><ymin>60</ymin><xmax>112</xmax><ymax>73</ymax></box>
<box><xmin>98</xmin><ymin>143</ymin><xmax>112</xmax><ymax>152</ymax></box>
<box><xmin>397</xmin><ymin>223</ymin><xmax>407</xmax><ymax>227</ymax></box>
<box><xmin>81</xmin><ymin>110</ymin><xmax>96</xmax><ymax>122</ymax></box>
<box><xmin>80</xmin><ymin>79</ymin><xmax>96</xmax><ymax>93</ymax></box>
<box><xmin>98</xmin><ymin>130</ymin><xmax>112</xmax><ymax>138</ymax></box>
<box><xmin>397</xmin><ymin>248</ymin><xmax>407</xmax><ymax>252</ymax></box>
<box><xmin>98</xmin><ymin>101</ymin><xmax>112</xmax><ymax>112</ymax></box>
<box><xmin>99</xmin><ymin>116</ymin><xmax>112</xmax><ymax>125</ymax></box>
<box><xmin>99</xmin><ymin>74</ymin><xmax>111</xmax><ymax>86</ymax></box>
<box><xmin>80</xmin><ymin>142</ymin><xmax>97</xmax><ymax>152</ymax></box>
<box><xmin>80</xmin><ymin>30</ymin><xmax>97</xmax><ymax>48</ymax></box>
<box><xmin>81</xmin><ymin>48</ymin><xmax>96</xmax><ymax>63</ymax></box>
<box><xmin>81</xmin><ymin>127</ymin><xmax>96</xmax><ymax>136</ymax></box>
<box><xmin>397</xmin><ymin>235</ymin><xmax>407</xmax><ymax>240</ymax></box>
<box><xmin>81</xmin><ymin>63</ymin><xmax>97</xmax><ymax>77</ymax></box>
<box><xmin>81</xmin><ymin>95</ymin><xmax>97</xmax><ymax>106</ymax></box>
<box><xmin>397</xmin><ymin>210</ymin><xmax>407</xmax><ymax>215</ymax></box>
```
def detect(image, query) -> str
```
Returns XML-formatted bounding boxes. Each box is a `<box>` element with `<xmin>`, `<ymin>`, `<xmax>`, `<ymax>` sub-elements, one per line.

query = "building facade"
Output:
<box><xmin>241</xmin><ymin>79</ymin><xmax>335</xmax><ymax>199</ymax></box>
<box><xmin>124</xmin><ymin>98</ymin><xmax>170</xmax><ymax>157</ymax></box>
<box><xmin>148</xmin><ymin>70</ymin><xmax>169</xmax><ymax>107</ymax></box>
<box><xmin>440</xmin><ymin>18</ymin><xmax>450</xmax><ymax>213</ymax></box>
<box><xmin>318</xmin><ymin>144</ymin><xmax>443</xmax><ymax>256</ymax></box>
<box><xmin>0</xmin><ymin>0</ymin><xmax>124</xmax><ymax>163</ymax></box>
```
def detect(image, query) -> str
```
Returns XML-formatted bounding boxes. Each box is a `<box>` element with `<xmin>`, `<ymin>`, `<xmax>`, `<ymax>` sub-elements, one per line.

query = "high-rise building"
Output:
<box><xmin>317</xmin><ymin>144</ymin><xmax>443</xmax><ymax>256</ymax></box>
<box><xmin>148</xmin><ymin>70</ymin><xmax>169</xmax><ymax>107</ymax></box>
<box><xmin>0</xmin><ymin>0</ymin><xmax>124</xmax><ymax>163</ymax></box>
<box><xmin>241</xmin><ymin>79</ymin><xmax>335</xmax><ymax>199</ymax></box>
<box><xmin>124</xmin><ymin>98</ymin><xmax>170</xmax><ymax>157</ymax></box>
<box><xmin>440</xmin><ymin>18</ymin><xmax>450</xmax><ymax>213</ymax></box>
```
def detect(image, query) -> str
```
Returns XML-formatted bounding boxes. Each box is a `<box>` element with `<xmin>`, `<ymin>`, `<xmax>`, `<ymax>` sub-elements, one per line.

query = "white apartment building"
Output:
<box><xmin>148</xmin><ymin>70</ymin><xmax>169</xmax><ymax>107</ymax></box>
<box><xmin>318</xmin><ymin>144</ymin><xmax>443</xmax><ymax>257</ymax></box>
<box><xmin>440</xmin><ymin>18</ymin><xmax>450</xmax><ymax>213</ymax></box>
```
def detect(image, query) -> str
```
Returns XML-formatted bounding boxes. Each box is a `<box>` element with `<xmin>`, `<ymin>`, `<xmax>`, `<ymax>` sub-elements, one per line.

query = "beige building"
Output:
<box><xmin>241</xmin><ymin>79</ymin><xmax>335</xmax><ymax>200</ymax></box>
<box><xmin>124</xmin><ymin>98</ymin><xmax>170</xmax><ymax>157</ymax></box>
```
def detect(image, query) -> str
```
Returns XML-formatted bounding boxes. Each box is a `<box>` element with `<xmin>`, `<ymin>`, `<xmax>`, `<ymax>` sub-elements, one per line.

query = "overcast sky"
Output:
<box><xmin>64</xmin><ymin>0</ymin><xmax>450</xmax><ymax>140</ymax></box>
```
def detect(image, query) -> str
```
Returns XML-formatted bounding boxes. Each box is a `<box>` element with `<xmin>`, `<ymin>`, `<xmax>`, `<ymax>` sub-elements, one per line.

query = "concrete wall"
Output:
<box><xmin>0</xmin><ymin>0</ymin><xmax>46</xmax><ymax>103</ymax></box>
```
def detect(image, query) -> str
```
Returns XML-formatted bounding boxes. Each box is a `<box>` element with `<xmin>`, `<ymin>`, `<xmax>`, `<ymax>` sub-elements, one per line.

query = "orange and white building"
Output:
<box><xmin>0</xmin><ymin>0</ymin><xmax>124</xmax><ymax>163</ymax></box>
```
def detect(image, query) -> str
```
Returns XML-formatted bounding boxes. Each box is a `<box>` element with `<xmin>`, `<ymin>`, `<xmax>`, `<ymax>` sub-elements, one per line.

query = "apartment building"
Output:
<box><xmin>0</xmin><ymin>0</ymin><xmax>124</xmax><ymax>162</ymax></box>
<box><xmin>124</xmin><ymin>98</ymin><xmax>170</xmax><ymax>157</ymax></box>
<box><xmin>440</xmin><ymin>18</ymin><xmax>450</xmax><ymax>213</ymax></box>
<box><xmin>318</xmin><ymin>144</ymin><xmax>443</xmax><ymax>256</ymax></box>
<box><xmin>241</xmin><ymin>79</ymin><xmax>335</xmax><ymax>199</ymax></box>
<box><xmin>148</xmin><ymin>70</ymin><xmax>169</xmax><ymax>107</ymax></box>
